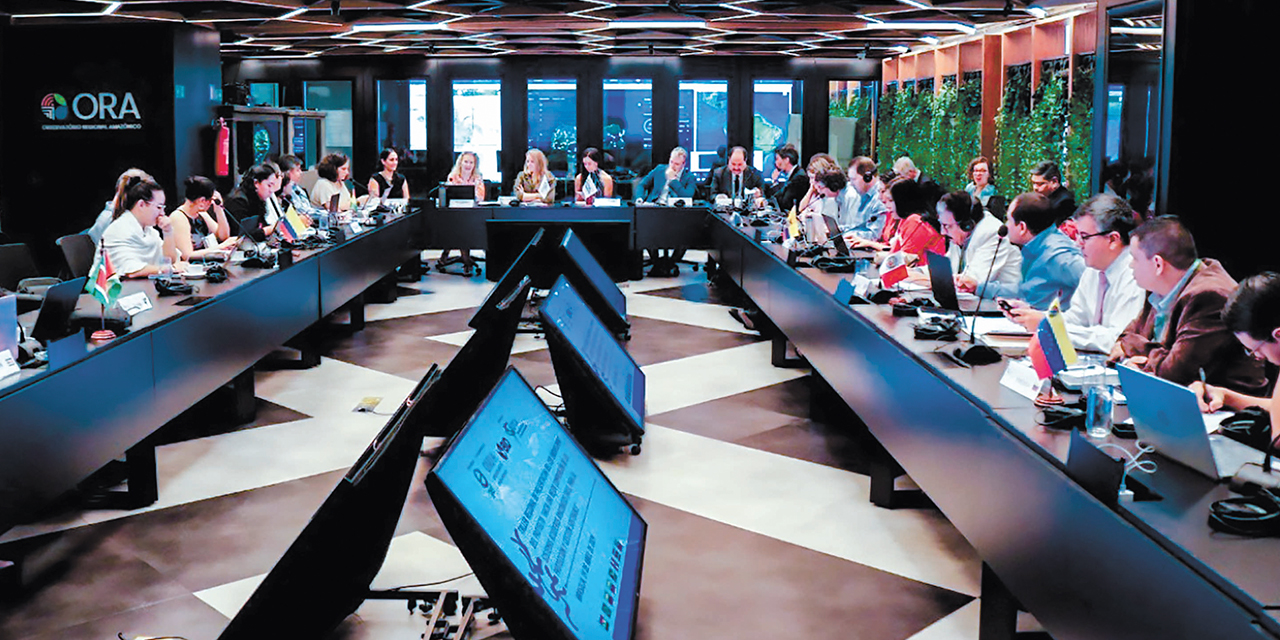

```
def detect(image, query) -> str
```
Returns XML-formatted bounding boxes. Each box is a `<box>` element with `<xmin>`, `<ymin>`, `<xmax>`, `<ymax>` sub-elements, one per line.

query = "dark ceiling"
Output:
<box><xmin>3</xmin><ymin>0</ymin><xmax>1092</xmax><ymax>58</ymax></box>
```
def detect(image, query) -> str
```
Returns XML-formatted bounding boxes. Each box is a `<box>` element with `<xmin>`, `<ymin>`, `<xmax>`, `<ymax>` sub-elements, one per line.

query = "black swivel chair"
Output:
<box><xmin>57</xmin><ymin>233</ymin><xmax>97</xmax><ymax>279</ymax></box>
<box><xmin>0</xmin><ymin>242</ymin><xmax>57</xmax><ymax>313</ymax></box>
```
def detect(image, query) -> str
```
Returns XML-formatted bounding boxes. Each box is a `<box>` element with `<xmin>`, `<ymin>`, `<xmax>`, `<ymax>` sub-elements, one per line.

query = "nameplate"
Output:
<box><xmin>999</xmin><ymin>358</ymin><xmax>1044</xmax><ymax>401</ymax></box>
<box><xmin>47</xmin><ymin>332</ymin><xmax>87</xmax><ymax>369</ymax></box>
<box><xmin>0</xmin><ymin>349</ymin><xmax>19</xmax><ymax>379</ymax></box>
<box><xmin>0</xmin><ymin>295</ymin><xmax>17</xmax><ymax>360</ymax></box>
<box><xmin>347</xmin><ymin>221</ymin><xmax>363</xmax><ymax>236</ymax></box>
<box><xmin>451</xmin><ymin>200</ymin><xmax>475</xmax><ymax>208</ymax></box>
<box><xmin>834</xmin><ymin>278</ymin><xmax>871</xmax><ymax>305</ymax></box>
<box><xmin>118</xmin><ymin>292</ymin><xmax>153</xmax><ymax>317</ymax></box>
<box><xmin>594</xmin><ymin>197</ymin><xmax>622</xmax><ymax>207</ymax></box>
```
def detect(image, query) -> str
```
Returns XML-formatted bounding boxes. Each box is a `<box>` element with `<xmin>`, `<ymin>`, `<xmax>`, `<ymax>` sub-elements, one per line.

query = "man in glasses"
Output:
<box><xmin>1003</xmin><ymin>194</ymin><xmax>1146</xmax><ymax>352</ymax></box>
<box><xmin>1191</xmin><ymin>272</ymin><xmax>1280</xmax><ymax>440</ymax></box>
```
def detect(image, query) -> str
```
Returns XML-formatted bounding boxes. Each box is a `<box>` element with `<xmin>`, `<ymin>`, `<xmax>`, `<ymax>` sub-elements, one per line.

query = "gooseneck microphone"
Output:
<box><xmin>955</xmin><ymin>223</ymin><xmax>1007</xmax><ymax>366</ymax></box>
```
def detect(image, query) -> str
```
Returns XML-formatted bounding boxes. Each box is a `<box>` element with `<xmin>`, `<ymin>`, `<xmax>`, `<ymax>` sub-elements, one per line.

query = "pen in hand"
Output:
<box><xmin>1199</xmin><ymin>368</ymin><xmax>1211</xmax><ymax>406</ymax></box>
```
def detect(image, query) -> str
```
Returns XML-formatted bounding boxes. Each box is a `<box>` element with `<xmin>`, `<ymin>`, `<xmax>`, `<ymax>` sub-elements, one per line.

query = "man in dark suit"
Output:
<box><xmin>1031</xmin><ymin>160</ymin><xmax>1076</xmax><ymax>226</ymax></box>
<box><xmin>711</xmin><ymin>146</ymin><xmax>764</xmax><ymax>200</ymax></box>
<box><xmin>767</xmin><ymin>145</ymin><xmax>808</xmax><ymax>212</ymax></box>
<box><xmin>893</xmin><ymin>155</ymin><xmax>943</xmax><ymax>212</ymax></box>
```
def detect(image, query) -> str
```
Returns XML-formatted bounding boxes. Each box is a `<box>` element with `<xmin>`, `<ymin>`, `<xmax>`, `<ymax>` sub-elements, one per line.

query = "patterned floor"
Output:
<box><xmin>0</xmin><ymin>252</ymin><xmax>998</xmax><ymax>640</ymax></box>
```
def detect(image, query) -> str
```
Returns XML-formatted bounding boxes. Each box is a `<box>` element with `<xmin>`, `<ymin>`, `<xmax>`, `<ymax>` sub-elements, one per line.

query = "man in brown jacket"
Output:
<box><xmin>1109</xmin><ymin>216</ymin><xmax>1268</xmax><ymax>395</ymax></box>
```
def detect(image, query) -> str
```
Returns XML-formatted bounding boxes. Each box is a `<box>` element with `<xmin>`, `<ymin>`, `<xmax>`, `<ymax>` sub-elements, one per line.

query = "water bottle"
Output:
<box><xmin>1086</xmin><ymin>384</ymin><xmax>1114</xmax><ymax>439</ymax></box>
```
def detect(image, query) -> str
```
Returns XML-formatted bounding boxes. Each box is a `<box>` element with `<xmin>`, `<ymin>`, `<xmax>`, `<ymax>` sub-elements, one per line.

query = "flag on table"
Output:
<box><xmin>1027</xmin><ymin>299</ymin><xmax>1078</xmax><ymax>379</ymax></box>
<box><xmin>86</xmin><ymin>246</ymin><xmax>122</xmax><ymax>308</ymax></box>
<box><xmin>278</xmin><ymin>204</ymin><xmax>307</xmax><ymax>242</ymax></box>
<box><xmin>582</xmin><ymin>175</ymin><xmax>599</xmax><ymax>204</ymax></box>
<box><xmin>880</xmin><ymin>250</ymin><xmax>910</xmax><ymax>288</ymax></box>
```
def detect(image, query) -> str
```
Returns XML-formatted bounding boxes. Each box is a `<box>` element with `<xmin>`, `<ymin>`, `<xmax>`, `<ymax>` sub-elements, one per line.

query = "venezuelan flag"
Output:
<box><xmin>1027</xmin><ymin>299</ymin><xmax>1078</xmax><ymax>380</ymax></box>
<box><xmin>278</xmin><ymin>205</ymin><xmax>306</xmax><ymax>242</ymax></box>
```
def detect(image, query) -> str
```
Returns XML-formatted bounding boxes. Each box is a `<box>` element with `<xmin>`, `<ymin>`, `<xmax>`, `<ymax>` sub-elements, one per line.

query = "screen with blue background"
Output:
<box><xmin>433</xmin><ymin>370</ymin><xmax>645</xmax><ymax>640</ymax></box>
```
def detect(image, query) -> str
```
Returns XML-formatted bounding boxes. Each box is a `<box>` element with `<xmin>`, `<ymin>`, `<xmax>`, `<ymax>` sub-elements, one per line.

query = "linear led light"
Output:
<box><xmin>606</xmin><ymin>20</ymin><xmax>707</xmax><ymax>29</ymax></box>
<box><xmin>919</xmin><ymin>35</ymin><xmax>940</xmax><ymax>45</ymax></box>
<box><xmin>898</xmin><ymin>0</ymin><xmax>932</xmax><ymax>9</ymax></box>
<box><xmin>1027</xmin><ymin>7</ymin><xmax>1048</xmax><ymax>19</ymax></box>
<box><xmin>864</xmin><ymin>21</ymin><xmax>976</xmax><ymax>35</ymax></box>
<box><xmin>13</xmin><ymin>1</ymin><xmax>122</xmax><ymax>18</ymax></box>
<box><xmin>351</xmin><ymin>22</ymin><xmax>449</xmax><ymax>32</ymax></box>
<box><xmin>278</xmin><ymin>8</ymin><xmax>309</xmax><ymax>20</ymax></box>
<box><xmin>1111</xmin><ymin>26</ymin><xmax>1162</xmax><ymax>36</ymax></box>
<box><xmin>891</xmin><ymin>45</ymin><xmax>910</xmax><ymax>54</ymax></box>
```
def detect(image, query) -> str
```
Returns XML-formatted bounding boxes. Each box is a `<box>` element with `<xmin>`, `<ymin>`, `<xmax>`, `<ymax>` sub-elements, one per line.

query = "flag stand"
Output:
<box><xmin>90</xmin><ymin>303</ymin><xmax>116</xmax><ymax>342</ymax></box>
<box><xmin>1034</xmin><ymin>379</ymin><xmax>1064</xmax><ymax>407</ymax></box>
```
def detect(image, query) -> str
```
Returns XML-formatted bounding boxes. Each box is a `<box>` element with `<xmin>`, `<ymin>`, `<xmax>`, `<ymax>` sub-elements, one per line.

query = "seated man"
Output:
<box><xmin>1110</xmin><ymin>216</ymin><xmax>1268</xmax><ymax>395</ymax></box>
<box><xmin>940</xmin><ymin>191</ymin><xmax>1021</xmax><ymax>297</ymax></box>
<box><xmin>711</xmin><ymin>146</ymin><xmax>764</xmax><ymax>201</ymax></box>
<box><xmin>1030</xmin><ymin>160</ymin><xmax>1076</xmax><ymax>233</ymax></box>
<box><xmin>847</xmin><ymin>156</ymin><xmax>886</xmax><ymax>231</ymax></box>
<box><xmin>811</xmin><ymin>170</ymin><xmax>884</xmax><ymax>241</ymax></box>
<box><xmin>768</xmin><ymin>145</ymin><xmax>808</xmax><ymax>212</ymax></box>
<box><xmin>984</xmin><ymin>192</ymin><xmax>1084</xmax><ymax>309</ymax></box>
<box><xmin>1004</xmin><ymin>194</ymin><xmax>1146</xmax><ymax>352</ymax></box>
<box><xmin>1192</xmin><ymin>272</ymin><xmax>1280</xmax><ymax>440</ymax></box>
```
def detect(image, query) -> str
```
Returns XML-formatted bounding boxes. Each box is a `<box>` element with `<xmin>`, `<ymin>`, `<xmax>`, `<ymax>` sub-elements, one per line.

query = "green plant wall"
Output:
<box><xmin>828</xmin><ymin>85</ymin><xmax>875</xmax><ymax>158</ymax></box>
<box><xmin>875</xmin><ymin>75</ymin><xmax>981</xmax><ymax>192</ymax></box>
<box><xmin>994</xmin><ymin>57</ymin><xmax>1095</xmax><ymax>199</ymax></box>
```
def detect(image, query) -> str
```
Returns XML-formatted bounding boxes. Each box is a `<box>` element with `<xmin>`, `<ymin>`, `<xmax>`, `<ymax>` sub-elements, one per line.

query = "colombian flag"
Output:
<box><xmin>1027</xmin><ymin>299</ymin><xmax>1078</xmax><ymax>379</ymax></box>
<box><xmin>278</xmin><ymin>205</ymin><xmax>307</xmax><ymax>242</ymax></box>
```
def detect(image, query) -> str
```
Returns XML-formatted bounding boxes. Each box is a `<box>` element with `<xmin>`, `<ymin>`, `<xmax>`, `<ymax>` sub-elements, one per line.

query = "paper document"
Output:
<box><xmin>971</xmin><ymin>316</ymin><xmax>1033</xmax><ymax>337</ymax></box>
<box><xmin>1204</xmin><ymin>411</ymin><xmax>1233</xmax><ymax>434</ymax></box>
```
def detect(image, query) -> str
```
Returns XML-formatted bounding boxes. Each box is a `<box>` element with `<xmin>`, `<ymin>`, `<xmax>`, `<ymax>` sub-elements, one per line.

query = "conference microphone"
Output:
<box><xmin>954</xmin><ymin>223</ymin><xmax>1007</xmax><ymax>366</ymax></box>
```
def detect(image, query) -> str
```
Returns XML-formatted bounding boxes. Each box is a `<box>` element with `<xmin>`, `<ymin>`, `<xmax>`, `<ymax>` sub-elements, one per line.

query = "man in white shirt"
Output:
<box><xmin>812</xmin><ymin>170</ymin><xmax>884</xmax><ymax>241</ymax></box>
<box><xmin>939</xmin><ymin>191</ymin><xmax>1021</xmax><ymax>293</ymax></box>
<box><xmin>1003</xmin><ymin>194</ymin><xmax>1145</xmax><ymax>352</ymax></box>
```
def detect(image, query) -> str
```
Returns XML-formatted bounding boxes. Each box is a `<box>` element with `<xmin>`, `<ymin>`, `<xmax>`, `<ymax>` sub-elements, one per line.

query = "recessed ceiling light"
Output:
<box><xmin>606</xmin><ymin>20</ymin><xmax>707</xmax><ymax>29</ymax></box>
<box><xmin>351</xmin><ymin>22</ymin><xmax>449</xmax><ymax>32</ymax></box>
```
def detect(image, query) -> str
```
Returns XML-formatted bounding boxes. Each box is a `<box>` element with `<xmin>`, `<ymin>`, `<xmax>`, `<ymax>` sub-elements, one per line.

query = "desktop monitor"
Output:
<box><xmin>440</xmin><ymin>183</ymin><xmax>479</xmax><ymax>208</ymax></box>
<box><xmin>217</xmin><ymin>278</ymin><xmax>533</xmax><ymax>639</ymax></box>
<box><xmin>484</xmin><ymin>221</ymin><xmax>638</xmax><ymax>286</ymax></box>
<box><xmin>426</xmin><ymin>367</ymin><xmax>647</xmax><ymax>640</ymax></box>
<box><xmin>538</xmin><ymin>275</ymin><xmax>645</xmax><ymax>456</ymax></box>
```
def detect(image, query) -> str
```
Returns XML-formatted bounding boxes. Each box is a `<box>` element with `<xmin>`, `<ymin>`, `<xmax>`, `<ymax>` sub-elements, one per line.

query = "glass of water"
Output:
<box><xmin>1086</xmin><ymin>383</ymin><xmax>1114</xmax><ymax>439</ymax></box>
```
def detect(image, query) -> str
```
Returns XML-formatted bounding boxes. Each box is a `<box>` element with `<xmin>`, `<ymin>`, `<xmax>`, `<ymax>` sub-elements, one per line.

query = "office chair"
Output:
<box><xmin>0</xmin><ymin>242</ymin><xmax>56</xmax><ymax>313</ymax></box>
<box><xmin>57</xmin><ymin>233</ymin><xmax>97</xmax><ymax>279</ymax></box>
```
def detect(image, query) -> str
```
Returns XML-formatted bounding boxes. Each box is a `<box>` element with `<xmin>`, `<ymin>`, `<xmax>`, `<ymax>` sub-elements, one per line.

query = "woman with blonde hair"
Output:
<box><xmin>439</xmin><ymin>151</ymin><xmax>485</xmax><ymax>275</ymax></box>
<box><xmin>513</xmin><ymin>149</ymin><xmax>556</xmax><ymax>204</ymax></box>
<box><xmin>798</xmin><ymin>153</ymin><xmax>840</xmax><ymax>214</ymax></box>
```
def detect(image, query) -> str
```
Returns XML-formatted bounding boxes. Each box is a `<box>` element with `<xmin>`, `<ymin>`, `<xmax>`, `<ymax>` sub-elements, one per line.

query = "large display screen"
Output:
<box><xmin>432</xmin><ymin>369</ymin><xmax>646</xmax><ymax>640</ymax></box>
<box><xmin>560</xmin><ymin>229</ymin><xmax>627</xmax><ymax>323</ymax></box>
<box><xmin>541</xmin><ymin>276</ymin><xmax>644</xmax><ymax>427</ymax></box>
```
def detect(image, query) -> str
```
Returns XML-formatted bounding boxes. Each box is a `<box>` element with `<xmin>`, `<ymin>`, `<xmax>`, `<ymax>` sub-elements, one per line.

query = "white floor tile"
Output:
<box><xmin>905</xmin><ymin>599</ymin><xmax>981</xmax><ymax>640</ymax></box>
<box><xmin>427</xmin><ymin>329</ymin><xmax>549</xmax><ymax>355</ymax></box>
<box><xmin>641</xmin><ymin>342</ymin><xmax>807</xmax><ymax>415</ymax></box>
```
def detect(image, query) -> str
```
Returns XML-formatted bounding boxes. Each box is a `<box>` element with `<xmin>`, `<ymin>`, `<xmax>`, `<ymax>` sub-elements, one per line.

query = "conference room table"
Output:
<box><xmin>0</xmin><ymin>209</ymin><xmax>423</xmax><ymax>535</ymax></box>
<box><xmin>708</xmin><ymin>212</ymin><xmax>1280</xmax><ymax>640</ymax></box>
<box><xmin>421</xmin><ymin>201</ymin><xmax>712</xmax><ymax>281</ymax></box>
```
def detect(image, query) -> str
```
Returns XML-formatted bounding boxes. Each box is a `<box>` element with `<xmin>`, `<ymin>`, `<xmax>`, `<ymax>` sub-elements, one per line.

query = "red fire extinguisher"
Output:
<box><xmin>215</xmin><ymin>117</ymin><xmax>230</xmax><ymax>177</ymax></box>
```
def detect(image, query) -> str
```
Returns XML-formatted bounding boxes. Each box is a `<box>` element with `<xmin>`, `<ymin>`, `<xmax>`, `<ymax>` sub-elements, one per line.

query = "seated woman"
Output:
<box><xmin>964</xmin><ymin>156</ymin><xmax>997</xmax><ymax>207</ymax></box>
<box><xmin>574</xmin><ymin>147</ymin><xmax>614</xmax><ymax>203</ymax></box>
<box><xmin>225</xmin><ymin>163</ymin><xmax>284</xmax><ymax>240</ymax></box>
<box><xmin>797</xmin><ymin>153</ymin><xmax>841</xmax><ymax>216</ymax></box>
<box><xmin>513</xmin><ymin>149</ymin><xmax>557</xmax><ymax>205</ymax></box>
<box><xmin>851</xmin><ymin>178</ymin><xmax>945</xmax><ymax>263</ymax></box>
<box><xmin>439</xmin><ymin>151</ymin><xmax>486</xmax><ymax>275</ymax></box>
<box><xmin>276</xmin><ymin>154</ymin><xmax>310</xmax><ymax>210</ymax></box>
<box><xmin>168</xmin><ymin>175</ymin><xmax>237</xmax><ymax>261</ymax></box>
<box><xmin>101</xmin><ymin>176</ymin><xmax>185</xmax><ymax>278</ymax></box>
<box><xmin>86</xmin><ymin>168</ymin><xmax>152</xmax><ymax>245</ymax></box>
<box><xmin>635</xmin><ymin>146</ymin><xmax>696</xmax><ymax>203</ymax></box>
<box><xmin>1191</xmin><ymin>272</ymin><xmax>1280</xmax><ymax>441</ymax></box>
<box><xmin>311</xmin><ymin>152</ymin><xmax>358</xmax><ymax>212</ymax></box>
<box><xmin>368</xmin><ymin>148</ymin><xmax>410</xmax><ymax>201</ymax></box>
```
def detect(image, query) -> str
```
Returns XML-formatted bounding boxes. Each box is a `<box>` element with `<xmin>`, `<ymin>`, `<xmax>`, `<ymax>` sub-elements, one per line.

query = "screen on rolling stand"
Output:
<box><xmin>217</xmin><ymin>364</ymin><xmax>443</xmax><ymax>640</ymax></box>
<box><xmin>470</xmin><ymin>228</ymin><xmax>547</xmax><ymax>330</ymax></box>
<box><xmin>427</xmin><ymin>367</ymin><xmax>647</xmax><ymax>640</ymax></box>
<box><xmin>560</xmin><ymin>228</ymin><xmax>627</xmax><ymax>328</ymax></box>
<box><xmin>539</xmin><ymin>276</ymin><xmax>645</xmax><ymax>430</ymax></box>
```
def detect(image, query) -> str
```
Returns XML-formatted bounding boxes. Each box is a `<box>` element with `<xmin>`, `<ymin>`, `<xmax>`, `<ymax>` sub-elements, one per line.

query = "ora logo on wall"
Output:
<box><xmin>40</xmin><ymin>91</ymin><xmax>143</xmax><ymax>131</ymax></box>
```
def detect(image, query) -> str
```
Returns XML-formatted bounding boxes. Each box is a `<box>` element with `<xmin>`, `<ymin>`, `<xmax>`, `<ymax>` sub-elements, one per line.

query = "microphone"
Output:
<box><xmin>954</xmin><ymin>223</ymin><xmax>1007</xmax><ymax>366</ymax></box>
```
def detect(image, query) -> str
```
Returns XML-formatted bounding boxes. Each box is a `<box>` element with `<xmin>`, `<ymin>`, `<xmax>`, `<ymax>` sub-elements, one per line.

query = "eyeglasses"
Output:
<box><xmin>1242</xmin><ymin>339</ymin><xmax>1273</xmax><ymax>360</ymax></box>
<box><xmin>1076</xmin><ymin>229</ymin><xmax>1112</xmax><ymax>243</ymax></box>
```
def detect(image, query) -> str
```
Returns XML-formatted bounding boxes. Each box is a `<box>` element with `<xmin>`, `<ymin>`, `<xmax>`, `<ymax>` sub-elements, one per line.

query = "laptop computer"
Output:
<box><xmin>30</xmin><ymin>277</ymin><xmax>88</xmax><ymax>344</ymax></box>
<box><xmin>924</xmin><ymin>250</ymin><xmax>1001</xmax><ymax>316</ymax></box>
<box><xmin>1116</xmin><ymin>365</ymin><xmax>1265</xmax><ymax>479</ymax></box>
<box><xmin>821</xmin><ymin>215</ymin><xmax>851</xmax><ymax>256</ymax></box>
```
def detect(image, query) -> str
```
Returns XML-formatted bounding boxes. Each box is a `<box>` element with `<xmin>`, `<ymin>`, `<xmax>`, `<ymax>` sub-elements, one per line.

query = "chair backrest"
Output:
<box><xmin>57</xmin><ymin>233</ymin><xmax>97</xmax><ymax>279</ymax></box>
<box><xmin>0</xmin><ymin>243</ymin><xmax>42</xmax><ymax>291</ymax></box>
<box><xmin>298</xmin><ymin>168</ymin><xmax>320</xmax><ymax>193</ymax></box>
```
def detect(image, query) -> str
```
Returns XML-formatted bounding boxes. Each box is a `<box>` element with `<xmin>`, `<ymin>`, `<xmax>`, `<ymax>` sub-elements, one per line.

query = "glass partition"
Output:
<box><xmin>752</xmin><ymin>80</ymin><xmax>802</xmax><ymax>171</ymax></box>
<box><xmin>376</xmin><ymin>79</ymin><xmax>427</xmax><ymax>163</ymax></box>
<box><xmin>453</xmin><ymin>79</ymin><xmax>503</xmax><ymax>183</ymax></box>
<box><xmin>303</xmin><ymin>80</ymin><xmax>353</xmax><ymax>159</ymax></box>
<box><xmin>248</xmin><ymin>82</ymin><xmax>279</xmax><ymax>108</ymax></box>
<box><xmin>677</xmin><ymin>79</ymin><xmax>728</xmax><ymax>177</ymax></box>
<box><xmin>602</xmin><ymin>78</ymin><xmax>653</xmax><ymax>180</ymax></box>
<box><xmin>828</xmin><ymin>80</ymin><xmax>877</xmax><ymax>169</ymax></box>
<box><xmin>528</xmin><ymin>79</ymin><xmax>577</xmax><ymax>176</ymax></box>
<box><xmin>1105</xmin><ymin>0</ymin><xmax>1164</xmax><ymax>214</ymax></box>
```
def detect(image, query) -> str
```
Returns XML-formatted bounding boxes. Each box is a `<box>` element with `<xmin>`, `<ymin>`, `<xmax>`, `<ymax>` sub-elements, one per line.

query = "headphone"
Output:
<box><xmin>860</xmin><ymin>171</ymin><xmax>875</xmax><ymax>184</ymax></box>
